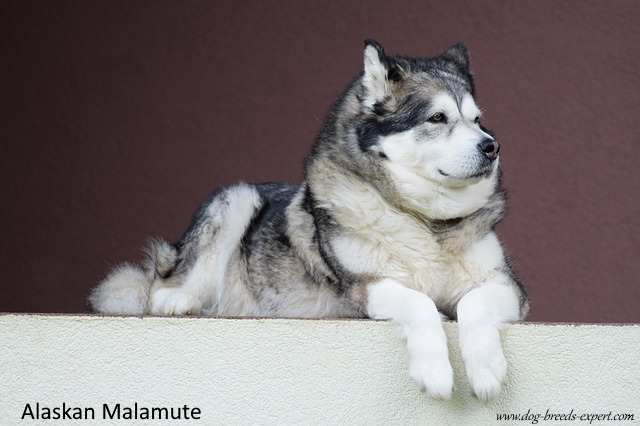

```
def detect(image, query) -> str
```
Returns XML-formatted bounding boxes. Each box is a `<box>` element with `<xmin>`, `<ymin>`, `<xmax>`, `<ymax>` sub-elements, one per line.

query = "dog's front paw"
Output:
<box><xmin>409</xmin><ymin>356</ymin><xmax>454</xmax><ymax>399</ymax></box>
<box><xmin>406</xmin><ymin>328</ymin><xmax>453</xmax><ymax>399</ymax></box>
<box><xmin>460</xmin><ymin>326</ymin><xmax>507</xmax><ymax>402</ymax></box>
<box><xmin>149</xmin><ymin>287</ymin><xmax>202</xmax><ymax>316</ymax></box>
<box><xmin>465</xmin><ymin>355</ymin><xmax>506</xmax><ymax>402</ymax></box>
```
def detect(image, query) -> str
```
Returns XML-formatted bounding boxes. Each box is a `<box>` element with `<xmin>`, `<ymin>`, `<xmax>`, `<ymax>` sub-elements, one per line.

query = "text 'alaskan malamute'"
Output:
<box><xmin>90</xmin><ymin>40</ymin><xmax>529</xmax><ymax>400</ymax></box>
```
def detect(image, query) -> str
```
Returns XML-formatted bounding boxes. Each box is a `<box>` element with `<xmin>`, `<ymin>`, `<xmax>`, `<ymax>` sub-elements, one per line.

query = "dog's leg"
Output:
<box><xmin>148</xmin><ymin>236</ymin><xmax>221</xmax><ymax>316</ymax></box>
<box><xmin>367</xmin><ymin>279</ymin><xmax>453</xmax><ymax>399</ymax></box>
<box><xmin>148</xmin><ymin>184</ymin><xmax>262</xmax><ymax>316</ymax></box>
<box><xmin>456</xmin><ymin>280</ymin><xmax>520</xmax><ymax>401</ymax></box>
<box><xmin>148</xmin><ymin>264</ymin><xmax>210</xmax><ymax>316</ymax></box>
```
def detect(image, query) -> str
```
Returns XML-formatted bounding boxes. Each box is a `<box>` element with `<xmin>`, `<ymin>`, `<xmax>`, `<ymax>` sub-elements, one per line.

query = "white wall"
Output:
<box><xmin>1</xmin><ymin>314</ymin><xmax>638</xmax><ymax>425</ymax></box>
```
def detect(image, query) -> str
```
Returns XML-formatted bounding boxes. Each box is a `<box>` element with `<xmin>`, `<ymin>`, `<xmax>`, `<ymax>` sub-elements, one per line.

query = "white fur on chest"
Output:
<box><xmin>332</xmin><ymin>222</ymin><xmax>494</xmax><ymax>308</ymax></box>
<box><xmin>320</xmin><ymin>176</ymin><xmax>504</xmax><ymax>308</ymax></box>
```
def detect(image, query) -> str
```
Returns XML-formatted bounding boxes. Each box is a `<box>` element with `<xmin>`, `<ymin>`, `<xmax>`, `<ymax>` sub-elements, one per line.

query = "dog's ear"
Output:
<box><xmin>362</xmin><ymin>39</ymin><xmax>403</xmax><ymax>108</ymax></box>
<box><xmin>441</xmin><ymin>42</ymin><xmax>470</xmax><ymax>72</ymax></box>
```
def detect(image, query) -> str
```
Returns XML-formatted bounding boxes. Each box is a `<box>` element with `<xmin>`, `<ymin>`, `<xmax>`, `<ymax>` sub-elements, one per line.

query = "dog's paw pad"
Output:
<box><xmin>149</xmin><ymin>287</ymin><xmax>202</xmax><ymax>316</ymax></box>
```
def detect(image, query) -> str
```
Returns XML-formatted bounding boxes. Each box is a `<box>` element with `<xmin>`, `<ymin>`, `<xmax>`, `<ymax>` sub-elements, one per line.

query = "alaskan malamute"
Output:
<box><xmin>90</xmin><ymin>40</ymin><xmax>528</xmax><ymax>400</ymax></box>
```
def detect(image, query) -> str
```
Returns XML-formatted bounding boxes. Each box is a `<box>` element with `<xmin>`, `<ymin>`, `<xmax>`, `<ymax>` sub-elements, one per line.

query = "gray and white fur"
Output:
<box><xmin>90</xmin><ymin>40</ymin><xmax>529</xmax><ymax>401</ymax></box>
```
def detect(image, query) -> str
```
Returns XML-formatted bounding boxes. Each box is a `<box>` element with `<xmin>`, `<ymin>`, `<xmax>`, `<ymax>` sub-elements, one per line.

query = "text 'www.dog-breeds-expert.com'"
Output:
<box><xmin>496</xmin><ymin>408</ymin><xmax>636</xmax><ymax>424</ymax></box>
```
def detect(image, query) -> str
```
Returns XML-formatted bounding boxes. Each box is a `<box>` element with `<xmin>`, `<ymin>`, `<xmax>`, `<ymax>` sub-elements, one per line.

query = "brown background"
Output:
<box><xmin>2</xmin><ymin>1</ymin><xmax>639</xmax><ymax>322</ymax></box>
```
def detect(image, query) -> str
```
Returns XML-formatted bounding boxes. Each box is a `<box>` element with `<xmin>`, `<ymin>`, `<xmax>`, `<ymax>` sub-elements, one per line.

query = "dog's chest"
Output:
<box><xmin>332</xmin><ymin>213</ymin><xmax>489</xmax><ymax>306</ymax></box>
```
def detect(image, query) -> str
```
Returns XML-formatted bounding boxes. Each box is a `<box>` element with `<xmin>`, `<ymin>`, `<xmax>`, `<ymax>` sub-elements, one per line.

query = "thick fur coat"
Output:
<box><xmin>90</xmin><ymin>40</ymin><xmax>528</xmax><ymax>401</ymax></box>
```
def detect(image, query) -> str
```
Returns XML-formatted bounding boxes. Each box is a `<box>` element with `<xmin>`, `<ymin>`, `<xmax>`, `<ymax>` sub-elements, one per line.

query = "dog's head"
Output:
<box><xmin>342</xmin><ymin>40</ymin><xmax>500</xmax><ymax>219</ymax></box>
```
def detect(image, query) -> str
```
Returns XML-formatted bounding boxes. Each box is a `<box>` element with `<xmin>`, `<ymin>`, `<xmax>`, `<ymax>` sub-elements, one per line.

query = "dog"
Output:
<box><xmin>90</xmin><ymin>40</ymin><xmax>529</xmax><ymax>401</ymax></box>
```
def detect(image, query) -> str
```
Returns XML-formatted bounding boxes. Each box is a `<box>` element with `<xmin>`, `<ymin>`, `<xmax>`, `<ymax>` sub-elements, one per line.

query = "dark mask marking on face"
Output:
<box><xmin>356</xmin><ymin>95</ymin><xmax>431</xmax><ymax>153</ymax></box>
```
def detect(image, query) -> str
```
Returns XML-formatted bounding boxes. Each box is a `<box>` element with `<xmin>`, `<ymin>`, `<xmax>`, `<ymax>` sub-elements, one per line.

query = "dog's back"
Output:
<box><xmin>90</xmin><ymin>182</ymin><xmax>360</xmax><ymax>318</ymax></box>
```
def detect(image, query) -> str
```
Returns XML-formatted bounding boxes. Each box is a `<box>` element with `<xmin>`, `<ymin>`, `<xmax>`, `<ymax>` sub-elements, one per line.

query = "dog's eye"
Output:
<box><xmin>474</xmin><ymin>116</ymin><xmax>481</xmax><ymax>124</ymax></box>
<box><xmin>427</xmin><ymin>113</ymin><xmax>447</xmax><ymax>124</ymax></box>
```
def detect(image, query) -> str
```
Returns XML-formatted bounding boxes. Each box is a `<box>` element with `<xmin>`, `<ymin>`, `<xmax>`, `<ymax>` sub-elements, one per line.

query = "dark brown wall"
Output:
<box><xmin>2</xmin><ymin>1</ymin><xmax>639</xmax><ymax>322</ymax></box>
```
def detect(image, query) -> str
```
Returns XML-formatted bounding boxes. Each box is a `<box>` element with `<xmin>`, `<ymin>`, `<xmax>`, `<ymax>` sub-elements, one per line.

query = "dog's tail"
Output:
<box><xmin>89</xmin><ymin>239</ymin><xmax>177</xmax><ymax>315</ymax></box>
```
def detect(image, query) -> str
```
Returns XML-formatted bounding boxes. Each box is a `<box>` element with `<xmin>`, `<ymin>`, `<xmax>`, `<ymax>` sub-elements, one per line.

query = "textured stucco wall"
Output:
<box><xmin>1</xmin><ymin>315</ymin><xmax>639</xmax><ymax>425</ymax></box>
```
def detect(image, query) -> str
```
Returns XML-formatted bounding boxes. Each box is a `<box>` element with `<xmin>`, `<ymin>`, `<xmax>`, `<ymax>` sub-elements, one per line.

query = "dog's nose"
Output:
<box><xmin>478</xmin><ymin>138</ymin><xmax>500</xmax><ymax>160</ymax></box>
